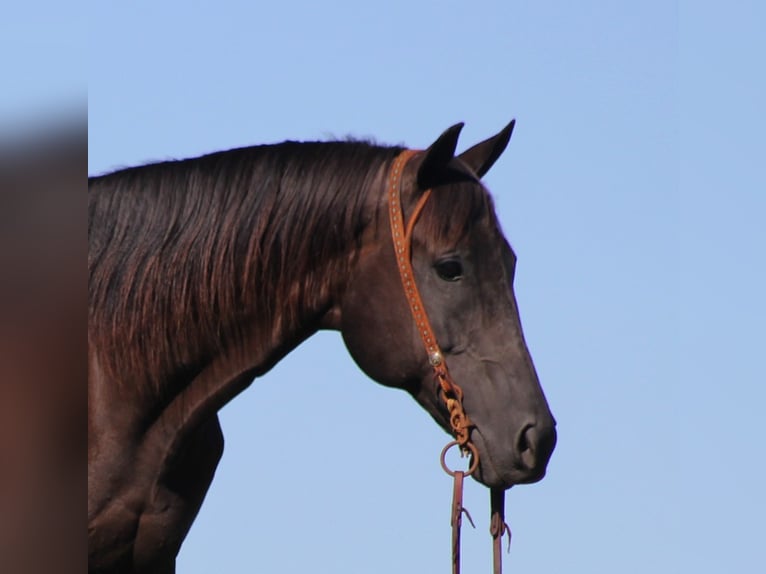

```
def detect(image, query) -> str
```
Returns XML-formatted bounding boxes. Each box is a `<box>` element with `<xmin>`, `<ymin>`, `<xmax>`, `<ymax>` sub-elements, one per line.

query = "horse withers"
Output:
<box><xmin>88</xmin><ymin>122</ymin><xmax>556</xmax><ymax>573</ymax></box>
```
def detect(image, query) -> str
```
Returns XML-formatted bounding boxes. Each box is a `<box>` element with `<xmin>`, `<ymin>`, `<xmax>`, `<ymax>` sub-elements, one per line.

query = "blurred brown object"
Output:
<box><xmin>0</xmin><ymin>119</ymin><xmax>85</xmax><ymax>574</ymax></box>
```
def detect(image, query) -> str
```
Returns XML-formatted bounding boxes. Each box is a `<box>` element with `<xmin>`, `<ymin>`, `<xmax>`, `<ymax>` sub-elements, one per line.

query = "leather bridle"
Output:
<box><xmin>386</xmin><ymin>150</ymin><xmax>511</xmax><ymax>573</ymax></box>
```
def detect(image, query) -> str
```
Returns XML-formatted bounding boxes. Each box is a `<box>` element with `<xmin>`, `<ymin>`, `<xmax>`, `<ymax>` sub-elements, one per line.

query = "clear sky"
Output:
<box><xmin>86</xmin><ymin>2</ymin><xmax>764</xmax><ymax>573</ymax></box>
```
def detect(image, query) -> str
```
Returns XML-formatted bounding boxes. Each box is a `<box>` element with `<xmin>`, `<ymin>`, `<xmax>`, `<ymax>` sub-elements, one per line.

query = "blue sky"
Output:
<box><xmin>84</xmin><ymin>2</ymin><xmax>765</xmax><ymax>572</ymax></box>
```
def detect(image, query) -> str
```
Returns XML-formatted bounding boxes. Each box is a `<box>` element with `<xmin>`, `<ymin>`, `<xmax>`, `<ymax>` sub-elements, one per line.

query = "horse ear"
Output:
<box><xmin>457</xmin><ymin>119</ymin><xmax>515</xmax><ymax>178</ymax></box>
<box><xmin>417</xmin><ymin>123</ymin><xmax>478</xmax><ymax>190</ymax></box>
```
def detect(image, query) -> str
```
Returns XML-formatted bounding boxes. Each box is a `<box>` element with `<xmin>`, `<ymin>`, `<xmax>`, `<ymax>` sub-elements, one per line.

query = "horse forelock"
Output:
<box><xmin>417</xmin><ymin>179</ymin><xmax>498</xmax><ymax>252</ymax></box>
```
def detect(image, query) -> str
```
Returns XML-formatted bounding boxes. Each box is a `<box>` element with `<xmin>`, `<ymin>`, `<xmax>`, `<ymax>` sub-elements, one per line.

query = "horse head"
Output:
<box><xmin>338</xmin><ymin>122</ymin><xmax>556</xmax><ymax>489</ymax></box>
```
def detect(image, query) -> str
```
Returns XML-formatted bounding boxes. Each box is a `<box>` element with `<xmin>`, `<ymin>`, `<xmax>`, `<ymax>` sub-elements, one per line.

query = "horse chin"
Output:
<box><xmin>469</xmin><ymin>428</ymin><xmax>547</xmax><ymax>490</ymax></box>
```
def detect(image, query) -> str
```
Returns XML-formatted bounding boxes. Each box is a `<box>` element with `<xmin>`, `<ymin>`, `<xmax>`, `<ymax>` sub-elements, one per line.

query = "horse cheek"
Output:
<box><xmin>339</xmin><ymin>272</ymin><xmax>415</xmax><ymax>389</ymax></box>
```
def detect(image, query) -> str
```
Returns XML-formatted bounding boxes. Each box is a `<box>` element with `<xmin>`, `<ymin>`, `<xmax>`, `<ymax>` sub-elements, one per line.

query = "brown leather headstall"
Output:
<box><xmin>386</xmin><ymin>149</ymin><xmax>475</xmax><ymax>453</ymax></box>
<box><xmin>388</xmin><ymin>150</ymin><xmax>512</xmax><ymax>573</ymax></box>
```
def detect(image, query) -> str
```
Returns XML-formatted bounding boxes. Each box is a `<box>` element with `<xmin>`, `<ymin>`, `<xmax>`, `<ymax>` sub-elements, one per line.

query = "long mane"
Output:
<box><xmin>88</xmin><ymin>141</ymin><xmax>400</xmax><ymax>389</ymax></box>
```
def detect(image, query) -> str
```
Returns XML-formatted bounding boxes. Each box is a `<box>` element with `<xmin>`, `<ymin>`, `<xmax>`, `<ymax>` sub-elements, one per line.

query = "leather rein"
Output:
<box><xmin>387</xmin><ymin>150</ymin><xmax>511</xmax><ymax>573</ymax></box>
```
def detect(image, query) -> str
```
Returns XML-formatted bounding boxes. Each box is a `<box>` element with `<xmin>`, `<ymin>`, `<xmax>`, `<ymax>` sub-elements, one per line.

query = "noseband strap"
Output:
<box><xmin>386</xmin><ymin>150</ymin><xmax>474</xmax><ymax>449</ymax></box>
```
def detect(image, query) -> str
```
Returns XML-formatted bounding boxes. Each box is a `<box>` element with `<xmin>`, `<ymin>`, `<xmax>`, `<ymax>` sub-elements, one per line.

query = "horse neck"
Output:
<box><xmin>90</xmin><ymin>143</ymin><xmax>395</xmax><ymax>446</ymax></box>
<box><xmin>237</xmin><ymin>153</ymin><xmax>391</xmax><ymax>361</ymax></box>
<box><xmin>138</xmin><ymin>151</ymin><xmax>393</xmax><ymax>462</ymax></box>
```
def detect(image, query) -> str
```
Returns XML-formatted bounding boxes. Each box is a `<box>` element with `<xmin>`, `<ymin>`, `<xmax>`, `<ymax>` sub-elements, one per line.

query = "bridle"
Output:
<box><xmin>387</xmin><ymin>150</ymin><xmax>511</xmax><ymax>573</ymax></box>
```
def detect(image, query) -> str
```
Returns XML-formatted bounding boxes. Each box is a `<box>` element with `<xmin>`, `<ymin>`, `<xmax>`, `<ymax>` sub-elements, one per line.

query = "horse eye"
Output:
<box><xmin>435</xmin><ymin>259</ymin><xmax>464</xmax><ymax>282</ymax></box>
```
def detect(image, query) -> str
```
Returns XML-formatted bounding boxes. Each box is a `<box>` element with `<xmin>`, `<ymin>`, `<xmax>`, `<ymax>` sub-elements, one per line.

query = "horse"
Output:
<box><xmin>88</xmin><ymin>121</ymin><xmax>557</xmax><ymax>573</ymax></box>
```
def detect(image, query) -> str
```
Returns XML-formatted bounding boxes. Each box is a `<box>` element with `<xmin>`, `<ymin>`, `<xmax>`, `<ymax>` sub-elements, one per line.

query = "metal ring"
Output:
<box><xmin>440</xmin><ymin>440</ymin><xmax>479</xmax><ymax>477</ymax></box>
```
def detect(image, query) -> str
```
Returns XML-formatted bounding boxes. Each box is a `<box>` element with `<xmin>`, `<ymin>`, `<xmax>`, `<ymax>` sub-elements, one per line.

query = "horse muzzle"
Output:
<box><xmin>470</xmin><ymin>417</ymin><xmax>557</xmax><ymax>489</ymax></box>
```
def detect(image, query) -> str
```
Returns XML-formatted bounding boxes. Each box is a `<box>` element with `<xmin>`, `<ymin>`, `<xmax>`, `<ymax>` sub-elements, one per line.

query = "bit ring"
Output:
<box><xmin>440</xmin><ymin>440</ymin><xmax>479</xmax><ymax>477</ymax></box>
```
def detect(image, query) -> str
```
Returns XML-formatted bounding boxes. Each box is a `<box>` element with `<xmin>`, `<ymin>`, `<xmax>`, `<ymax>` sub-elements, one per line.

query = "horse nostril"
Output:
<box><xmin>517</xmin><ymin>424</ymin><xmax>538</xmax><ymax>470</ymax></box>
<box><xmin>516</xmin><ymin>421</ymin><xmax>557</xmax><ymax>476</ymax></box>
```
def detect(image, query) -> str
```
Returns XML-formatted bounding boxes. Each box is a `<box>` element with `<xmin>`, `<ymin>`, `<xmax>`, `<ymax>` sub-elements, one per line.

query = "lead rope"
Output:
<box><xmin>490</xmin><ymin>488</ymin><xmax>512</xmax><ymax>574</ymax></box>
<box><xmin>387</xmin><ymin>150</ymin><xmax>509</xmax><ymax>573</ymax></box>
<box><xmin>450</xmin><ymin>470</ymin><xmax>476</xmax><ymax>574</ymax></box>
<box><xmin>441</xmin><ymin>441</ymin><xmax>478</xmax><ymax>574</ymax></box>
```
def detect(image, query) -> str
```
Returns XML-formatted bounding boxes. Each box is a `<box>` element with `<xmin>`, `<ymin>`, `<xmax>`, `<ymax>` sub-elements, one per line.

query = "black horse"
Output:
<box><xmin>88</xmin><ymin>122</ymin><xmax>556</xmax><ymax>573</ymax></box>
